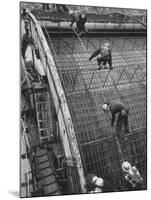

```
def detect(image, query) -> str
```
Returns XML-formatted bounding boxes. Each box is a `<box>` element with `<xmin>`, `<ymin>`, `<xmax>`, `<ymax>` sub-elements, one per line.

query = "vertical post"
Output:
<box><xmin>116</xmin><ymin>66</ymin><xmax>126</xmax><ymax>85</ymax></box>
<box><xmin>102</xmin><ymin>69</ymin><xmax>111</xmax><ymax>88</ymax></box>
<box><xmin>100</xmin><ymin>37</ymin><xmax>102</xmax><ymax>47</ymax></box>
<box><xmin>86</xmin><ymin>36</ymin><xmax>89</xmax><ymax>51</ymax></box>
<box><xmin>122</xmin><ymin>38</ymin><xmax>126</xmax><ymax>50</ymax></box>
<box><xmin>129</xmin><ymin>64</ymin><xmax>139</xmax><ymax>83</ymax></box>
<box><xmin>133</xmin><ymin>37</ymin><xmax>136</xmax><ymax>50</ymax></box>
<box><xmin>58</xmin><ymin>37</ymin><xmax>60</xmax><ymax>54</ymax></box>
<box><xmin>72</xmin><ymin>37</ymin><xmax>75</xmax><ymax>53</ymax></box>
<box><xmin>72</xmin><ymin>69</ymin><xmax>79</xmax><ymax>92</ymax></box>
<box><xmin>114</xmin><ymin>131</ymin><xmax>124</xmax><ymax>162</ymax></box>
<box><xmin>88</xmin><ymin>70</ymin><xmax>95</xmax><ymax>89</ymax></box>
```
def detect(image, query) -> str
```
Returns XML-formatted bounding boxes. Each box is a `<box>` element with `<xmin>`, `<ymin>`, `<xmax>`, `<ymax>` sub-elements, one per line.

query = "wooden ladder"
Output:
<box><xmin>34</xmin><ymin>87</ymin><xmax>53</xmax><ymax>145</ymax></box>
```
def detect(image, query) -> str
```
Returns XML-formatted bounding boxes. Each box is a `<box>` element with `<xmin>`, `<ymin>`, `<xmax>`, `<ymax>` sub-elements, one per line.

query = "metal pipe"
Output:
<box><xmin>40</xmin><ymin>21</ymin><xmax>146</xmax><ymax>30</ymax></box>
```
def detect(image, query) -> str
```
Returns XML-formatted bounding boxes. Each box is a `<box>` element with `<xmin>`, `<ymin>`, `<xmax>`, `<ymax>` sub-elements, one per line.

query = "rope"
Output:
<box><xmin>71</xmin><ymin>27</ymin><xmax>107</xmax><ymax>101</ymax></box>
<box><xmin>72</xmin><ymin>27</ymin><xmax>87</xmax><ymax>51</ymax></box>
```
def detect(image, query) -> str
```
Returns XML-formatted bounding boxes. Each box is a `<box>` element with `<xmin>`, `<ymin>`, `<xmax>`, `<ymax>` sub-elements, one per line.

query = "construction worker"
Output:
<box><xmin>85</xmin><ymin>174</ymin><xmax>115</xmax><ymax>193</ymax></box>
<box><xmin>122</xmin><ymin>161</ymin><xmax>143</xmax><ymax>190</ymax></box>
<box><xmin>102</xmin><ymin>101</ymin><xmax>130</xmax><ymax>135</ymax></box>
<box><xmin>89</xmin><ymin>43</ymin><xmax>113</xmax><ymax>70</ymax></box>
<box><xmin>69</xmin><ymin>10</ymin><xmax>88</xmax><ymax>36</ymax></box>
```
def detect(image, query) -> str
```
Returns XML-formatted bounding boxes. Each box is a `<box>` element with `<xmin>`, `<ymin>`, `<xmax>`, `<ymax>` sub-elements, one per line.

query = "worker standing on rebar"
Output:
<box><xmin>89</xmin><ymin>43</ymin><xmax>113</xmax><ymax>70</ymax></box>
<box><xmin>102</xmin><ymin>101</ymin><xmax>130</xmax><ymax>135</ymax></box>
<box><xmin>122</xmin><ymin>161</ymin><xmax>143</xmax><ymax>190</ymax></box>
<box><xmin>69</xmin><ymin>10</ymin><xmax>88</xmax><ymax>36</ymax></box>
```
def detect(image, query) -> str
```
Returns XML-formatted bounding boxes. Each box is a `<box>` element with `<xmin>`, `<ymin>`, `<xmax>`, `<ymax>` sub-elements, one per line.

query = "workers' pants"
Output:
<box><xmin>77</xmin><ymin>23</ymin><xmax>86</xmax><ymax>33</ymax></box>
<box><xmin>97</xmin><ymin>56</ymin><xmax>111</xmax><ymax>68</ymax></box>
<box><xmin>116</xmin><ymin>113</ymin><xmax>129</xmax><ymax>133</ymax></box>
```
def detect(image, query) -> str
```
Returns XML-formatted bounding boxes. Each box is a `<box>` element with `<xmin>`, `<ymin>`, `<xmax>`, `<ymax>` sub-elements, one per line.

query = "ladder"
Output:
<box><xmin>34</xmin><ymin>86</ymin><xmax>53</xmax><ymax>145</ymax></box>
<box><xmin>35</xmin><ymin>148</ymin><xmax>61</xmax><ymax>196</ymax></box>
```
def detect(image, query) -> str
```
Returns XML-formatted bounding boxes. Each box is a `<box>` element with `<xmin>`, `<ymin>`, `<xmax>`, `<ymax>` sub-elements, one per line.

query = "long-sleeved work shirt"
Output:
<box><xmin>89</xmin><ymin>46</ymin><xmax>111</xmax><ymax>60</ymax></box>
<box><xmin>89</xmin><ymin>45</ymin><xmax>112</xmax><ymax>67</ymax></box>
<box><xmin>109</xmin><ymin>101</ymin><xmax>129</xmax><ymax>126</ymax></box>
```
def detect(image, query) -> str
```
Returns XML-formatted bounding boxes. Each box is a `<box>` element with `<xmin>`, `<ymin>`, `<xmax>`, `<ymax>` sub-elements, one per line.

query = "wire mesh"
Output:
<box><xmin>46</xmin><ymin>31</ymin><xmax>146</xmax><ymax>190</ymax></box>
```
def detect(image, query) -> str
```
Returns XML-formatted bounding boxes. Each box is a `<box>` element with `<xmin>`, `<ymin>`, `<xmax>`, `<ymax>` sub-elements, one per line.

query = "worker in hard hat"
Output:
<box><xmin>89</xmin><ymin>43</ymin><xmax>113</xmax><ymax>70</ymax></box>
<box><xmin>122</xmin><ymin>161</ymin><xmax>143</xmax><ymax>190</ymax></box>
<box><xmin>69</xmin><ymin>10</ymin><xmax>88</xmax><ymax>36</ymax></box>
<box><xmin>85</xmin><ymin>173</ymin><xmax>115</xmax><ymax>193</ymax></box>
<box><xmin>102</xmin><ymin>101</ymin><xmax>130</xmax><ymax>135</ymax></box>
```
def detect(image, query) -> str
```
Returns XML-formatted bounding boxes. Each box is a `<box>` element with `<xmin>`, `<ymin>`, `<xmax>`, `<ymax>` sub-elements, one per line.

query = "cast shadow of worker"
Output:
<box><xmin>8</xmin><ymin>190</ymin><xmax>19</xmax><ymax>197</ymax></box>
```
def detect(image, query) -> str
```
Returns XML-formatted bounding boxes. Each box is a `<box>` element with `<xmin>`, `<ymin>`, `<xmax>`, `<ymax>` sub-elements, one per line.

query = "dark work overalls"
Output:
<box><xmin>109</xmin><ymin>101</ymin><xmax>129</xmax><ymax>134</ymax></box>
<box><xmin>71</xmin><ymin>13</ymin><xmax>87</xmax><ymax>34</ymax></box>
<box><xmin>89</xmin><ymin>47</ymin><xmax>112</xmax><ymax>70</ymax></box>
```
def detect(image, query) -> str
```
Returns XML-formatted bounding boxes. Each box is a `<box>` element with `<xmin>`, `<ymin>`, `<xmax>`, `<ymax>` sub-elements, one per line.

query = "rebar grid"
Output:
<box><xmin>47</xmin><ymin>33</ymin><xmax>146</xmax><ymax>190</ymax></box>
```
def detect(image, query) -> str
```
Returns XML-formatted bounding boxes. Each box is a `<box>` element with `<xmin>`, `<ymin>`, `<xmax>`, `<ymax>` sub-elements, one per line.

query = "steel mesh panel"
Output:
<box><xmin>47</xmin><ymin>34</ymin><xmax>146</xmax><ymax>190</ymax></box>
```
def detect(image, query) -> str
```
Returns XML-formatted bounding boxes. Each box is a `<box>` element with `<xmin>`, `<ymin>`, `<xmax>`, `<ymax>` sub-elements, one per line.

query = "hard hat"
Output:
<box><xmin>81</xmin><ymin>12</ymin><xmax>86</xmax><ymax>18</ymax></box>
<box><xmin>95</xmin><ymin>177</ymin><xmax>104</xmax><ymax>187</ymax></box>
<box><xmin>122</xmin><ymin>161</ymin><xmax>132</xmax><ymax>172</ymax></box>
<box><xmin>86</xmin><ymin>174</ymin><xmax>97</xmax><ymax>186</ymax></box>
<box><xmin>121</xmin><ymin>109</ymin><xmax>126</xmax><ymax>116</ymax></box>
<box><xmin>69</xmin><ymin>10</ymin><xmax>74</xmax><ymax>15</ymax></box>
<box><xmin>102</xmin><ymin>104</ymin><xmax>109</xmax><ymax>112</ymax></box>
<box><xmin>92</xmin><ymin>176</ymin><xmax>98</xmax><ymax>183</ymax></box>
<box><xmin>104</xmin><ymin>43</ymin><xmax>110</xmax><ymax>47</ymax></box>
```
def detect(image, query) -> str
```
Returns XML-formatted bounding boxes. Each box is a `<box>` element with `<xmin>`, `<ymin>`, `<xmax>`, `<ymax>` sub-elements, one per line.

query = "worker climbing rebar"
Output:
<box><xmin>89</xmin><ymin>43</ymin><xmax>113</xmax><ymax>70</ymax></box>
<box><xmin>69</xmin><ymin>10</ymin><xmax>88</xmax><ymax>36</ymax></box>
<box><xmin>102</xmin><ymin>101</ymin><xmax>130</xmax><ymax>136</ymax></box>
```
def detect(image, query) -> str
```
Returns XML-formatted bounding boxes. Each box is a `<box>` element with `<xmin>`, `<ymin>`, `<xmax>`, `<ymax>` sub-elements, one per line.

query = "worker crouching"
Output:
<box><xmin>102</xmin><ymin>101</ymin><xmax>130</xmax><ymax>136</ymax></box>
<box><xmin>89</xmin><ymin>43</ymin><xmax>113</xmax><ymax>70</ymax></box>
<box><xmin>85</xmin><ymin>174</ymin><xmax>115</xmax><ymax>193</ymax></box>
<box><xmin>122</xmin><ymin>161</ymin><xmax>143</xmax><ymax>191</ymax></box>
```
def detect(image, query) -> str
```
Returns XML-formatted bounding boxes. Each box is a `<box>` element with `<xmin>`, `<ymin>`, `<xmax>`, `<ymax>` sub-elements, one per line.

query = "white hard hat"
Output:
<box><xmin>92</xmin><ymin>176</ymin><xmax>104</xmax><ymax>187</ymax></box>
<box><xmin>122</xmin><ymin>161</ymin><xmax>131</xmax><ymax>172</ymax></box>
<box><xmin>95</xmin><ymin>178</ymin><xmax>104</xmax><ymax>187</ymax></box>
<box><xmin>104</xmin><ymin>43</ymin><xmax>110</xmax><ymax>47</ymax></box>
<box><xmin>102</xmin><ymin>104</ymin><xmax>108</xmax><ymax>112</ymax></box>
<box><xmin>81</xmin><ymin>12</ymin><xmax>86</xmax><ymax>18</ymax></box>
<box><xmin>69</xmin><ymin>10</ymin><xmax>74</xmax><ymax>15</ymax></box>
<box><xmin>92</xmin><ymin>176</ymin><xmax>98</xmax><ymax>183</ymax></box>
